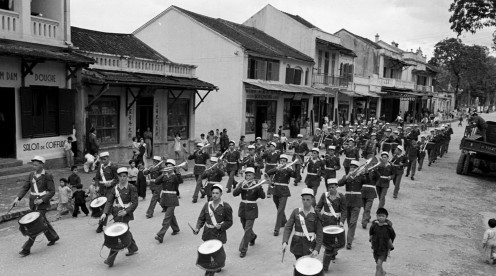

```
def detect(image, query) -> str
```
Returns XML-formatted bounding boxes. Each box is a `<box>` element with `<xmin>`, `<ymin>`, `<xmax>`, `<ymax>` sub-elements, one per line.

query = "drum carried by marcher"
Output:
<box><xmin>322</xmin><ymin>225</ymin><xmax>346</xmax><ymax>249</ymax></box>
<box><xmin>18</xmin><ymin>211</ymin><xmax>47</xmax><ymax>236</ymax></box>
<box><xmin>103</xmin><ymin>223</ymin><xmax>132</xmax><ymax>250</ymax></box>
<box><xmin>294</xmin><ymin>256</ymin><xmax>324</xmax><ymax>276</ymax></box>
<box><xmin>90</xmin><ymin>196</ymin><xmax>107</xmax><ymax>218</ymax></box>
<box><xmin>196</xmin><ymin>239</ymin><xmax>226</xmax><ymax>272</ymax></box>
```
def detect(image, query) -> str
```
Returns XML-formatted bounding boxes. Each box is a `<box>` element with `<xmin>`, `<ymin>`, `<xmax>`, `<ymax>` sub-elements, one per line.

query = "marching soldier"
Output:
<box><xmin>262</xmin><ymin>142</ymin><xmax>280</xmax><ymax>198</ymax></box>
<box><xmin>341</xmin><ymin>139</ymin><xmax>360</xmax><ymax>175</ymax></box>
<box><xmin>315</xmin><ymin>179</ymin><xmax>346</xmax><ymax>271</ymax></box>
<box><xmin>100</xmin><ymin>167</ymin><xmax>139</xmax><ymax>267</ymax></box>
<box><xmin>95</xmin><ymin>152</ymin><xmax>118</xmax><ymax>233</ymax></box>
<box><xmin>154</xmin><ymin>159</ymin><xmax>182</xmax><ymax>244</ymax></box>
<box><xmin>190</xmin><ymin>143</ymin><xmax>210</xmax><ymax>203</ymax></box>
<box><xmin>427</xmin><ymin>129</ymin><xmax>437</xmax><ymax>166</ymax></box>
<box><xmin>233</xmin><ymin>168</ymin><xmax>266</xmax><ymax>258</ymax></box>
<box><xmin>241</xmin><ymin>145</ymin><xmax>264</xmax><ymax>179</ymax></box>
<box><xmin>391</xmin><ymin>146</ymin><xmax>407</xmax><ymax>199</ymax></box>
<box><xmin>417</xmin><ymin>135</ymin><xmax>428</xmax><ymax>171</ymax></box>
<box><xmin>282</xmin><ymin>188</ymin><xmax>323</xmax><ymax>260</ymax></box>
<box><xmin>223</xmin><ymin>140</ymin><xmax>240</xmax><ymax>193</ymax></box>
<box><xmin>254</xmin><ymin>137</ymin><xmax>265</xmax><ymax>155</ymax></box>
<box><xmin>375</xmin><ymin>152</ymin><xmax>393</xmax><ymax>209</ymax></box>
<box><xmin>145</xmin><ymin>156</ymin><xmax>164</xmax><ymax>218</ymax></box>
<box><xmin>291</xmin><ymin>134</ymin><xmax>309</xmax><ymax>186</ymax></box>
<box><xmin>13</xmin><ymin>156</ymin><xmax>60</xmax><ymax>257</ymax></box>
<box><xmin>199</xmin><ymin>157</ymin><xmax>225</xmax><ymax>202</ymax></box>
<box><xmin>362</xmin><ymin>133</ymin><xmax>378</xmax><ymax>159</ymax></box>
<box><xmin>303</xmin><ymin>148</ymin><xmax>324</xmax><ymax>198</ymax></box>
<box><xmin>266</xmin><ymin>154</ymin><xmax>295</xmax><ymax>236</ymax></box>
<box><xmin>323</xmin><ymin>145</ymin><xmax>341</xmax><ymax>183</ymax></box>
<box><xmin>405</xmin><ymin>137</ymin><xmax>420</xmax><ymax>180</ymax></box>
<box><xmin>361</xmin><ymin>164</ymin><xmax>378</xmax><ymax>229</ymax></box>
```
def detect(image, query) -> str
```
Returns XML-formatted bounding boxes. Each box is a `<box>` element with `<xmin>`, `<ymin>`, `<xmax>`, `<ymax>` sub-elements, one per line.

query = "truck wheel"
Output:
<box><xmin>456</xmin><ymin>153</ymin><xmax>466</xmax><ymax>175</ymax></box>
<box><xmin>462</xmin><ymin>154</ymin><xmax>472</xmax><ymax>175</ymax></box>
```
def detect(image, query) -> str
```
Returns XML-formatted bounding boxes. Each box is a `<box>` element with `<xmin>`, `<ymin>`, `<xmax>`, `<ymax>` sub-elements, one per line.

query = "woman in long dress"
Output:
<box><xmin>144</xmin><ymin>127</ymin><xmax>153</xmax><ymax>158</ymax></box>
<box><xmin>136</xmin><ymin>138</ymin><xmax>146</xmax><ymax>166</ymax></box>
<box><xmin>262</xmin><ymin>121</ymin><xmax>268</xmax><ymax>140</ymax></box>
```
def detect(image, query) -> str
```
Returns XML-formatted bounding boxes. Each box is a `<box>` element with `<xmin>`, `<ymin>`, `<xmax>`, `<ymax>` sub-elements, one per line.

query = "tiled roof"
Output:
<box><xmin>71</xmin><ymin>27</ymin><xmax>168</xmax><ymax>61</ymax></box>
<box><xmin>316</xmin><ymin>38</ymin><xmax>356</xmax><ymax>57</ymax></box>
<box><xmin>283</xmin><ymin>12</ymin><xmax>319</xmax><ymax>29</ymax></box>
<box><xmin>0</xmin><ymin>39</ymin><xmax>94</xmax><ymax>65</ymax></box>
<box><xmin>335</xmin><ymin>29</ymin><xmax>382</xmax><ymax>49</ymax></box>
<box><xmin>173</xmin><ymin>6</ymin><xmax>313</xmax><ymax>63</ymax></box>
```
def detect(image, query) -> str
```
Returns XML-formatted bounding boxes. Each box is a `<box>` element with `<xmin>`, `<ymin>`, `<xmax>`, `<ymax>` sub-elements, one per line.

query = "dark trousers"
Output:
<box><xmin>157</xmin><ymin>206</ymin><xmax>180</xmax><ymax>238</ymax></box>
<box><xmin>294</xmin><ymin>163</ymin><xmax>302</xmax><ymax>183</ymax></box>
<box><xmin>98</xmin><ymin>214</ymin><xmax>108</xmax><ymax>230</ymax></box>
<box><xmin>406</xmin><ymin>157</ymin><xmax>417</xmax><ymax>177</ymax></box>
<box><xmin>106</xmin><ymin>218</ymin><xmax>138</xmax><ymax>265</ymax></box>
<box><xmin>344</xmin><ymin>166</ymin><xmax>350</xmax><ymax>175</ymax></box>
<box><xmin>361</xmin><ymin>198</ymin><xmax>374</xmax><ymax>225</ymax></box>
<box><xmin>226</xmin><ymin>171</ymin><xmax>237</xmax><ymax>190</ymax></box>
<box><xmin>146</xmin><ymin>190</ymin><xmax>161</xmax><ymax>217</ymax></box>
<box><xmin>193</xmin><ymin>175</ymin><xmax>205</xmax><ymax>200</ymax></box>
<box><xmin>418</xmin><ymin>153</ymin><xmax>425</xmax><ymax>170</ymax></box>
<box><xmin>272</xmin><ymin>196</ymin><xmax>288</xmax><ymax>232</ymax></box>
<box><xmin>376</xmin><ymin>186</ymin><xmax>388</xmax><ymax>209</ymax></box>
<box><xmin>73</xmin><ymin>202</ymin><xmax>89</xmax><ymax>217</ymax></box>
<box><xmin>22</xmin><ymin>210</ymin><xmax>59</xmax><ymax>252</ymax></box>
<box><xmin>323</xmin><ymin>248</ymin><xmax>339</xmax><ymax>269</ymax></box>
<box><xmin>392</xmin><ymin>173</ymin><xmax>402</xmax><ymax>197</ymax></box>
<box><xmin>239</xmin><ymin>218</ymin><xmax>255</xmax><ymax>253</ymax></box>
<box><xmin>346</xmin><ymin>206</ymin><xmax>360</xmax><ymax>245</ymax></box>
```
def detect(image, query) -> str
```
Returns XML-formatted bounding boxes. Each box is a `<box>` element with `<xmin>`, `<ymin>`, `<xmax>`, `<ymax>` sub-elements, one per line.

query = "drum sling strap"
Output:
<box><xmin>298</xmin><ymin>208</ymin><xmax>314</xmax><ymax>242</ymax></box>
<box><xmin>100</xmin><ymin>163</ymin><xmax>110</xmax><ymax>183</ymax></box>
<box><xmin>32</xmin><ymin>176</ymin><xmax>40</xmax><ymax>194</ymax></box>
<box><xmin>324</xmin><ymin>192</ymin><xmax>339</xmax><ymax>218</ymax></box>
<box><xmin>114</xmin><ymin>186</ymin><xmax>126</xmax><ymax>208</ymax></box>
<box><xmin>208</xmin><ymin>202</ymin><xmax>219</xmax><ymax>226</ymax></box>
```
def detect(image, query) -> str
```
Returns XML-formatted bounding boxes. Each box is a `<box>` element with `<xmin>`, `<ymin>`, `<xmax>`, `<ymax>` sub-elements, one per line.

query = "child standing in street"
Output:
<box><xmin>72</xmin><ymin>184</ymin><xmax>89</xmax><ymax>217</ymax></box>
<box><xmin>280</xmin><ymin>133</ymin><xmax>288</xmax><ymax>153</ymax></box>
<box><xmin>56</xmin><ymin>178</ymin><xmax>73</xmax><ymax>219</ymax></box>
<box><xmin>86</xmin><ymin>177</ymin><xmax>98</xmax><ymax>201</ymax></box>
<box><xmin>64</xmin><ymin>137</ymin><xmax>74</xmax><ymax>168</ymax></box>
<box><xmin>369</xmin><ymin>208</ymin><xmax>396</xmax><ymax>276</ymax></box>
<box><xmin>483</xmin><ymin>218</ymin><xmax>496</xmax><ymax>264</ymax></box>
<box><xmin>68</xmin><ymin>166</ymin><xmax>81</xmax><ymax>188</ymax></box>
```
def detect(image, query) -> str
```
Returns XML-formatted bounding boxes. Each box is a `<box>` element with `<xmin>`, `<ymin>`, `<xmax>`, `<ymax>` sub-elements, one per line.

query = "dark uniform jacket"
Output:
<box><xmin>407</xmin><ymin>141</ymin><xmax>420</xmax><ymax>159</ymax></box>
<box><xmin>369</xmin><ymin>219</ymin><xmax>396</xmax><ymax>255</ymax></box>
<box><xmin>232</xmin><ymin>181</ymin><xmax>266</xmax><ymax>220</ymax></box>
<box><xmin>337</xmin><ymin>174</ymin><xmax>368</xmax><ymax>207</ymax></box>
<box><xmin>362</xmin><ymin>139</ymin><xmax>378</xmax><ymax>158</ymax></box>
<box><xmin>18</xmin><ymin>170</ymin><xmax>55</xmax><ymax>211</ymax></box>
<box><xmin>242</xmin><ymin>153</ymin><xmax>264</xmax><ymax>179</ymax></box>
<box><xmin>262</xmin><ymin>150</ymin><xmax>280</xmax><ymax>171</ymax></box>
<box><xmin>156</xmin><ymin>172</ymin><xmax>182</xmax><ymax>207</ymax></box>
<box><xmin>224</xmin><ymin>150</ymin><xmax>240</xmax><ymax>172</ymax></box>
<box><xmin>360</xmin><ymin>172</ymin><xmax>377</xmax><ymax>199</ymax></box>
<box><xmin>391</xmin><ymin>154</ymin><xmax>407</xmax><ymax>175</ymax></box>
<box><xmin>144</xmin><ymin>165</ymin><xmax>163</xmax><ymax>192</ymax></box>
<box><xmin>283</xmin><ymin>208</ymin><xmax>323</xmax><ymax>256</ymax></box>
<box><xmin>255</xmin><ymin>143</ymin><xmax>265</xmax><ymax>155</ymax></box>
<box><xmin>315</xmin><ymin>192</ymin><xmax>347</xmax><ymax>226</ymax></box>
<box><xmin>376</xmin><ymin>163</ymin><xmax>393</xmax><ymax>188</ymax></box>
<box><xmin>201</xmin><ymin>166</ymin><xmax>225</xmax><ymax>196</ymax></box>
<box><xmin>95</xmin><ymin>163</ymin><xmax>118</xmax><ymax>197</ymax></box>
<box><xmin>188</xmin><ymin>150</ymin><xmax>210</xmax><ymax>175</ymax></box>
<box><xmin>292</xmin><ymin>141</ymin><xmax>309</xmax><ymax>162</ymax></box>
<box><xmin>196</xmin><ymin>201</ymin><xmax>233</xmax><ymax>244</ymax></box>
<box><xmin>304</xmin><ymin>158</ymin><xmax>323</xmax><ymax>187</ymax></box>
<box><xmin>103</xmin><ymin>183</ymin><xmax>138</xmax><ymax>222</ymax></box>
<box><xmin>342</xmin><ymin>147</ymin><xmax>359</xmax><ymax>167</ymax></box>
<box><xmin>267</xmin><ymin>167</ymin><xmax>294</xmax><ymax>197</ymax></box>
<box><xmin>323</xmin><ymin>155</ymin><xmax>341</xmax><ymax>179</ymax></box>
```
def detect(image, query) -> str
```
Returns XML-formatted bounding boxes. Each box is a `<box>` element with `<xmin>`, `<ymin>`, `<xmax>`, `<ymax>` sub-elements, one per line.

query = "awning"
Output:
<box><xmin>0</xmin><ymin>39</ymin><xmax>94</xmax><ymax>65</ymax></box>
<box><xmin>354</xmin><ymin>90</ymin><xmax>380</xmax><ymax>97</ymax></box>
<box><xmin>316</xmin><ymin>38</ymin><xmax>356</xmax><ymax>57</ymax></box>
<box><xmin>243</xmin><ymin>79</ymin><xmax>330</xmax><ymax>96</ymax></box>
<box><xmin>383</xmin><ymin>55</ymin><xmax>413</xmax><ymax>69</ymax></box>
<box><xmin>338</xmin><ymin>90</ymin><xmax>360</xmax><ymax>97</ymax></box>
<box><xmin>82</xmin><ymin>68</ymin><xmax>217</xmax><ymax>90</ymax></box>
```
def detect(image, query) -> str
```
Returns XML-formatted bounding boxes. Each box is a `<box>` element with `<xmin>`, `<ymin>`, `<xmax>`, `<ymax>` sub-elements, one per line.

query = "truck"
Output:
<box><xmin>456</xmin><ymin>121</ymin><xmax>496</xmax><ymax>175</ymax></box>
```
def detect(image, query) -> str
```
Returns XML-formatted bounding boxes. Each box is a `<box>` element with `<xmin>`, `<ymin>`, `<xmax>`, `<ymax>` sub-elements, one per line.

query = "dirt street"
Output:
<box><xmin>1</xmin><ymin>113</ymin><xmax>495</xmax><ymax>276</ymax></box>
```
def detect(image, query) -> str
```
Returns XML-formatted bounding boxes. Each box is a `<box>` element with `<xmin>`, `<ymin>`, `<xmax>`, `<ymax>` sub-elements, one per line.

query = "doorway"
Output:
<box><xmin>255</xmin><ymin>106</ymin><xmax>267</xmax><ymax>138</ymax></box>
<box><xmin>380</xmin><ymin>98</ymin><xmax>400</xmax><ymax>122</ymax></box>
<box><xmin>290</xmin><ymin>105</ymin><xmax>301</xmax><ymax>138</ymax></box>
<box><xmin>0</xmin><ymin>88</ymin><xmax>16</xmax><ymax>158</ymax></box>
<box><xmin>136</xmin><ymin>97</ymin><xmax>153</xmax><ymax>156</ymax></box>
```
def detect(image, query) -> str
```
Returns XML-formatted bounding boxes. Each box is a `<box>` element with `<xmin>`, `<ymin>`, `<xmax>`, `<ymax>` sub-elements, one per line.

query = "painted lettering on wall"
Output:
<box><xmin>22</xmin><ymin>140</ymin><xmax>66</xmax><ymax>152</ymax></box>
<box><xmin>0</xmin><ymin>71</ymin><xmax>18</xmax><ymax>81</ymax></box>
<box><xmin>34</xmin><ymin>73</ymin><xmax>56</xmax><ymax>82</ymax></box>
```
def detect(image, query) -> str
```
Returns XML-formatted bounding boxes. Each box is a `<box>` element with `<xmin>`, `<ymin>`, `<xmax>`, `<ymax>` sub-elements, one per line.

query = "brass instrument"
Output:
<box><xmin>348</xmin><ymin>156</ymin><xmax>381</xmax><ymax>179</ymax></box>
<box><xmin>219</xmin><ymin>149</ymin><xmax>229</xmax><ymax>160</ymax></box>
<box><xmin>277</xmin><ymin>160</ymin><xmax>298</xmax><ymax>170</ymax></box>
<box><xmin>160</xmin><ymin>161</ymin><xmax>188</xmax><ymax>172</ymax></box>
<box><xmin>149</xmin><ymin>160</ymin><xmax>164</xmax><ymax>170</ymax></box>
<box><xmin>204</xmin><ymin>162</ymin><xmax>220</xmax><ymax>172</ymax></box>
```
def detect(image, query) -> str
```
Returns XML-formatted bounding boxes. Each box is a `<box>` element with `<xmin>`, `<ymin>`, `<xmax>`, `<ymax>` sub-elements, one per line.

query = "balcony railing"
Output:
<box><xmin>415</xmin><ymin>84</ymin><xmax>433</xmax><ymax>93</ymax></box>
<box><xmin>0</xmin><ymin>9</ymin><xmax>19</xmax><ymax>34</ymax></box>
<box><xmin>31</xmin><ymin>16</ymin><xmax>59</xmax><ymax>40</ymax></box>
<box><xmin>379</xmin><ymin>77</ymin><xmax>415</xmax><ymax>90</ymax></box>
<box><xmin>312</xmin><ymin>73</ymin><xmax>349</xmax><ymax>87</ymax></box>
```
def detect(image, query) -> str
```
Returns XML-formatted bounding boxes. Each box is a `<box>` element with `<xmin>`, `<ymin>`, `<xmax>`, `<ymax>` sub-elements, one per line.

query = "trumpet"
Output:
<box><xmin>160</xmin><ymin>161</ymin><xmax>188</xmax><ymax>172</ymax></box>
<box><xmin>348</xmin><ymin>157</ymin><xmax>381</xmax><ymax>179</ymax></box>
<box><xmin>219</xmin><ymin>149</ymin><xmax>229</xmax><ymax>160</ymax></box>
<box><xmin>204</xmin><ymin>162</ymin><xmax>220</xmax><ymax>172</ymax></box>
<box><xmin>277</xmin><ymin>160</ymin><xmax>298</xmax><ymax>170</ymax></box>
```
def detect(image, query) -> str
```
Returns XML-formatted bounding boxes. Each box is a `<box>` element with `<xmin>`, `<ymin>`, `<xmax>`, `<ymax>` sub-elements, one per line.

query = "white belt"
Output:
<box><xmin>345</xmin><ymin>157</ymin><xmax>354</xmax><ymax>159</ymax></box>
<box><xmin>205</xmin><ymin>224</ymin><xmax>216</xmax><ymax>229</ymax></box>
<box><xmin>150</xmin><ymin>179</ymin><xmax>156</xmax><ymax>182</ymax></box>
<box><xmin>113</xmin><ymin>203</ymin><xmax>131</xmax><ymax>208</ymax></box>
<box><xmin>161</xmin><ymin>190</ymin><xmax>176</xmax><ymax>194</ymax></box>
<box><xmin>362</xmin><ymin>185</ymin><xmax>376</xmax><ymax>188</ymax></box>
<box><xmin>294</xmin><ymin>231</ymin><xmax>315</xmax><ymax>238</ymax></box>
<box><xmin>241</xmin><ymin>200</ymin><xmax>257</xmax><ymax>204</ymax></box>
<box><xmin>30</xmin><ymin>191</ymin><xmax>47</xmax><ymax>196</ymax></box>
<box><xmin>325</xmin><ymin>167</ymin><xmax>335</xmax><ymax>170</ymax></box>
<box><xmin>274</xmin><ymin>182</ymin><xmax>288</xmax><ymax>186</ymax></box>
<box><xmin>227</xmin><ymin>161</ymin><xmax>237</xmax><ymax>164</ymax></box>
<box><xmin>322</xmin><ymin>211</ymin><xmax>341</xmax><ymax>217</ymax></box>
<box><xmin>266</xmin><ymin>163</ymin><xmax>277</xmax><ymax>165</ymax></box>
<box><xmin>208</xmin><ymin>181</ymin><xmax>221</xmax><ymax>184</ymax></box>
<box><xmin>99</xmin><ymin>180</ymin><xmax>113</xmax><ymax>184</ymax></box>
<box><xmin>195</xmin><ymin>164</ymin><xmax>206</xmax><ymax>166</ymax></box>
<box><xmin>346</xmin><ymin>191</ymin><xmax>361</xmax><ymax>195</ymax></box>
<box><xmin>380</xmin><ymin>176</ymin><xmax>390</xmax><ymax>179</ymax></box>
<box><xmin>307</xmin><ymin>172</ymin><xmax>318</xmax><ymax>175</ymax></box>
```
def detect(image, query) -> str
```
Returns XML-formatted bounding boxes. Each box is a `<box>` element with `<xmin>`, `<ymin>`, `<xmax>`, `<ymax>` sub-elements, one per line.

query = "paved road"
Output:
<box><xmin>1</xmin><ymin>114</ymin><xmax>496</xmax><ymax>276</ymax></box>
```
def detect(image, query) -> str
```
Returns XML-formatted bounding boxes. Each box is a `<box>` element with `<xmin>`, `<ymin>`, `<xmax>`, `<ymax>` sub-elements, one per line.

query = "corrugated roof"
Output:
<box><xmin>316</xmin><ymin>38</ymin><xmax>356</xmax><ymax>57</ymax></box>
<box><xmin>335</xmin><ymin>29</ymin><xmax>382</xmax><ymax>49</ymax></box>
<box><xmin>71</xmin><ymin>27</ymin><xmax>168</xmax><ymax>61</ymax></box>
<box><xmin>283</xmin><ymin>12</ymin><xmax>319</xmax><ymax>29</ymax></box>
<box><xmin>173</xmin><ymin>6</ymin><xmax>313</xmax><ymax>63</ymax></box>
<box><xmin>0</xmin><ymin>39</ymin><xmax>94</xmax><ymax>65</ymax></box>
<box><xmin>244</xmin><ymin>79</ymin><xmax>328</xmax><ymax>96</ymax></box>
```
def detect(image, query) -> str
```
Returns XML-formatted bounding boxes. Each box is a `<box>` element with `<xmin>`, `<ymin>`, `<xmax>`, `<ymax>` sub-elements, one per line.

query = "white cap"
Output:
<box><xmin>396</xmin><ymin>145</ymin><xmax>404</xmax><ymax>153</ymax></box>
<box><xmin>328</xmin><ymin>145</ymin><xmax>336</xmax><ymax>150</ymax></box>
<box><xmin>420</xmin><ymin>134</ymin><xmax>426</xmax><ymax>138</ymax></box>
<box><xmin>301</xmin><ymin>188</ymin><xmax>314</xmax><ymax>197</ymax></box>
<box><xmin>297</xmin><ymin>134</ymin><xmax>303</xmax><ymax>138</ymax></box>
<box><xmin>165</xmin><ymin>159</ymin><xmax>176</xmax><ymax>166</ymax></box>
<box><xmin>117</xmin><ymin>167</ymin><xmax>128</xmax><ymax>174</ymax></box>
<box><xmin>248</xmin><ymin>145</ymin><xmax>255</xmax><ymax>149</ymax></box>
<box><xmin>99</xmin><ymin>152</ymin><xmax>110</xmax><ymax>158</ymax></box>
<box><xmin>196</xmin><ymin>142</ymin><xmax>204</xmax><ymax>147</ymax></box>
<box><xmin>245</xmin><ymin>167</ymin><xmax>255</xmax><ymax>174</ymax></box>
<box><xmin>211</xmin><ymin>184</ymin><xmax>223</xmax><ymax>193</ymax></box>
<box><xmin>348</xmin><ymin>138</ymin><xmax>355</xmax><ymax>142</ymax></box>
<box><xmin>270</xmin><ymin>142</ymin><xmax>277</xmax><ymax>147</ymax></box>
<box><xmin>350</xmin><ymin>160</ymin><xmax>360</xmax><ymax>167</ymax></box>
<box><xmin>153</xmin><ymin>156</ymin><xmax>162</xmax><ymax>162</ymax></box>
<box><xmin>380</xmin><ymin>151</ymin><xmax>389</xmax><ymax>157</ymax></box>
<box><xmin>256</xmin><ymin>137</ymin><xmax>262</xmax><ymax>140</ymax></box>
<box><xmin>327</xmin><ymin>178</ymin><xmax>337</xmax><ymax>184</ymax></box>
<box><xmin>393</xmin><ymin>130</ymin><xmax>399</xmax><ymax>134</ymax></box>
<box><xmin>210</xmin><ymin>157</ymin><xmax>218</xmax><ymax>162</ymax></box>
<box><xmin>229</xmin><ymin>140</ymin><xmax>235</xmax><ymax>145</ymax></box>
<box><xmin>31</xmin><ymin>155</ymin><xmax>46</xmax><ymax>164</ymax></box>
<box><xmin>273</xmin><ymin>134</ymin><xmax>279</xmax><ymax>138</ymax></box>
<box><xmin>279</xmin><ymin>154</ymin><xmax>289</xmax><ymax>161</ymax></box>
<box><xmin>311</xmin><ymin>147</ymin><xmax>319</xmax><ymax>153</ymax></box>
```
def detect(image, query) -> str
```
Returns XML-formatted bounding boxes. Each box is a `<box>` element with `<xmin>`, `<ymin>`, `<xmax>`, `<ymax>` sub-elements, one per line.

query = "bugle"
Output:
<box><xmin>161</xmin><ymin>161</ymin><xmax>188</xmax><ymax>172</ymax></box>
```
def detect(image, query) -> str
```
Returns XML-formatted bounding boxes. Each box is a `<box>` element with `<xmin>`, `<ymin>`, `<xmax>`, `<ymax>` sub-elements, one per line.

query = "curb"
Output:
<box><xmin>0</xmin><ymin>172</ymin><xmax>195</xmax><ymax>224</ymax></box>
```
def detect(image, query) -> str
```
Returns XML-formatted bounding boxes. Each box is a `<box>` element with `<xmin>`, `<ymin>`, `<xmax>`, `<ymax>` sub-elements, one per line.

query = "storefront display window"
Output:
<box><xmin>245</xmin><ymin>100</ymin><xmax>276</xmax><ymax>136</ymax></box>
<box><xmin>168</xmin><ymin>98</ymin><xmax>190</xmax><ymax>140</ymax></box>
<box><xmin>283</xmin><ymin>99</ymin><xmax>308</xmax><ymax>137</ymax></box>
<box><xmin>88</xmin><ymin>96</ymin><xmax>119</xmax><ymax>145</ymax></box>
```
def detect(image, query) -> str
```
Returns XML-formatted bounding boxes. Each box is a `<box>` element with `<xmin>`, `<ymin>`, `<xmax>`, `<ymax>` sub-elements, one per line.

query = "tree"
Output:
<box><xmin>449</xmin><ymin>0</ymin><xmax>496</xmax><ymax>47</ymax></box>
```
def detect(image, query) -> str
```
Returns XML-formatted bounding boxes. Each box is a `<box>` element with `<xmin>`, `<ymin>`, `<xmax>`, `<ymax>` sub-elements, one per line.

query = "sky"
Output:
<box><xmin>71</xmin><ymin>0</ymin><xmax>495</xmax><ymax>59</ymax></box>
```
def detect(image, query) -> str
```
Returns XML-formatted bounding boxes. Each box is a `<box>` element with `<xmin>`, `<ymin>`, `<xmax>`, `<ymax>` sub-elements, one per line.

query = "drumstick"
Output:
<box><xmin>281</xmin><ymin>248</ymin><xmax>285</xmax><ymax>263</ymax></box>
<box><xmin>187</xmin><ymin>222</ymin><xmax>196</xmax><ymax>234</ymax></box>
<box><xmin>6</xmin><ymin>203</ymin><xmax>16</xmax><ymax>215</ymax></box>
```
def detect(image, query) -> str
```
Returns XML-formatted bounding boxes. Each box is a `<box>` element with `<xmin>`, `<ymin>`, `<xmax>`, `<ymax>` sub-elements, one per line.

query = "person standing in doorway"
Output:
<box><xmin>144</xmin><ymin>127</ymin><xmax>153</xmax><ymax>158</ymax></box>
<box><xmin>71</xmin><ymin>125</ymin><xmax>78</xmax><ymax>158</ymax></box>
<box><xmin>88</xmin><ymin>127</ymin><xmax>99</xmax><ymax>155</ymax></box>
<box><xmin>262</xmin><ymin>121</ymin><xmax>268</xmax><ymax>141</ymax></box>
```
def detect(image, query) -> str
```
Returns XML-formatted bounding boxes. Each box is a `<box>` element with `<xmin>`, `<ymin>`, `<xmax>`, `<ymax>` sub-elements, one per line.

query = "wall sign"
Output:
<box><xmin>0</xmin><ymin>71</ymin><xmax>18</xmax><ymax>81</ymax></box>
<box><xmin>22</xmin><ymin>139</ymin><xmax>66</xmax><ymax>152</ymax></box>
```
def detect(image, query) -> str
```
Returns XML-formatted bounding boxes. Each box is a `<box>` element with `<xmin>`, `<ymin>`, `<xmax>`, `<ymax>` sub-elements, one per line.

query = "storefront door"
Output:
<box><xmin>380</xmin><ymin>98</ymin><xmax>400</xmax><ymax>122</ymax></box>
<box><xmin>0</xmin><ymin>87</ymin><xmax>16</xmax><ymax>158</ymax></box>
<box><xmin>136</xmin><ymin>97</ymin><xmax>153</xmax><ymax>138</ymax></box>
<box><xmin>255</xmin><ymin>106</ymin><xmax>267</xmax><ymax>138</ymax></box>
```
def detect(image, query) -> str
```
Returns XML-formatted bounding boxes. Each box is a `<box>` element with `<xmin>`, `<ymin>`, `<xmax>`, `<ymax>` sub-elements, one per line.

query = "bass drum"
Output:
<box><xmin>18</xmin><ymin>211</ymin><xmax>47</xmax><ymax>236</ymax></box>
<box><xmin>294</xmin><ymin>256</ymin><xmax>324</xmax><ymax>276</ymax></box>
<box><xmin>196</xmin><ymin>239</ymin><xmax>226</xmax><ymax>272</ymax></box>
<box><xmin>89</xmin><ymin>197</ymin><xmax>107</xmax><ymax>218</ymax></box>
<box><xmin>103</xmin><ymin>222</ymin><xmax>132</xmax><ymax>250</ymax></box>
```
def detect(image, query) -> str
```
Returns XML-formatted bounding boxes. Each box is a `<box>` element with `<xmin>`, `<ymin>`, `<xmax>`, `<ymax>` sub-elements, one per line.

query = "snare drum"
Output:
<box><xmin>90</xmin><ymin>197</ymin><xmax>107</xmax><ymax>218</ymax></box>
<box><xmin>103</xmin><ymin>223</ymin><xmax>132</xmax><ymax>250</ymax></box>
<box><xmin>322</xmin><ymin>225</ymin><xmax>346</xmax><ymax>249</ymax></box>
<box><xmin>18</xmin><ymin>211</ymin><xmax>47</xmax><ymax>236</ymax></box>
<box><xmin>294</xmin><ymin>256</ymin><xmax>324</xmax><ymax>276</ymax></box>
<box><xmin>196</xmin><ymin>240</ymin><xmax>226</xmax><ymax>271</ymax></box>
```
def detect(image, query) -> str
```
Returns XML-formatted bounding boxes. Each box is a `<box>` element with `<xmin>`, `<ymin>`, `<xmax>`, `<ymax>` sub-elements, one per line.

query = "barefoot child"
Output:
<box><xmin>72</xmin><ymin>184</ymin><xmax>89</xmax><ymax>217</ymax></box>
<box><xmin>56</xmin><ymin>178</ymin><xmax>73</xmax><ymax>219</ymax></box>
<box><xmin>483</xmin><ymin>218</ymin><xmax>496</xmax><ymax>264</ymax></box>
<box><xmin>369</xmin><ymin>208</ymin><xmax>396</xmax><ymax>276</ymax></box>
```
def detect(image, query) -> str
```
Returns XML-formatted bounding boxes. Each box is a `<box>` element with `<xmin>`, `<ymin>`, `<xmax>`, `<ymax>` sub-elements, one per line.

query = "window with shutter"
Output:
<box><xmin>285</xmin><ymin>67</ymin><xmax>294</xmax><ymax>84</ymax></box>
<box><xmin>58</xmin><ymin>89</ymin><xmax>76</xmax><ymax>135</ymax></box>
<box><xmin>293</xmin><ymin>68</ymin><xmax>302</xmax><ymax>85</ymax></box>
<box><xmin>20</xmin><ymin>87</ymin><xmax>34</xmax><ymax>138</ymax></box>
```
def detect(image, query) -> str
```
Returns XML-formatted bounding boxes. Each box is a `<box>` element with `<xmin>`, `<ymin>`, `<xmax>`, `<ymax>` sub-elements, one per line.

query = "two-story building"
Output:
<box><xmin>70</xmin><ymin>27</ymin><xmax>216</xmax><ymax>162</ymax></box>
<box><xmin>243</xmin><ymin>4</ymin><xmax>357</xmax><ymax>127</ymax></box>
<box><xmin>0</xmin><ymin>0</ymin><xmax>93</xmax><ymax>166</ymax></box>
<box><xmin>134</xmin><ymin>6</ymin><xmax>326</xmax><ymax>141</ymax></box>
